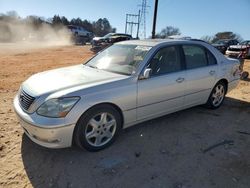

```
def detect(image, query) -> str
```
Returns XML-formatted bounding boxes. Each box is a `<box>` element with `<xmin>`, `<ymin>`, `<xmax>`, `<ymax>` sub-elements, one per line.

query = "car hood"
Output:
<box><xmin>93</xmin><ymin>37</ymin><xmax>105</xmax><ymax>41</ymax></box>
<box><xmin>22</xmin><ymin>64</ymin><xmax>127</xmax><ymax>97</ymax></box>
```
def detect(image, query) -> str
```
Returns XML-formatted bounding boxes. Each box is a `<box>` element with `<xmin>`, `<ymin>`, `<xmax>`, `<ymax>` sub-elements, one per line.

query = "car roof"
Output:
<box><xmin>118</xmin><ymin>39</ymin><xmax>204</xmax><ymax>47</ymax></box>
<box><xmin>110</xmin><ymin>33</ymin><xmax>131</xmax><ymax>36</ymax></box>
<box><xmin>217</xmin><ymin>39</ymin><xmax>237</xmax><ymax>42</ymax></box>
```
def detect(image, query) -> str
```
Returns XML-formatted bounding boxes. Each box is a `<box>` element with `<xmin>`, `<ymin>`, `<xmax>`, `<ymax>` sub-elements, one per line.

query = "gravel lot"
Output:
<box><xmin>0</xmin><ymin>44</ymin><xmax>249</xmax><ymax>188</ymax></box>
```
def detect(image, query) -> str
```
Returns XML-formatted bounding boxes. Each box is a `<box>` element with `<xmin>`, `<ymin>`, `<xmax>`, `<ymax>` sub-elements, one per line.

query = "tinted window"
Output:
<box><xmin>207</xmin><ymin>50</ymin><xmax>217</xmax><ymax>65</ymax></box>
<box><xmin>183</xmin><ymin>45</ymin><xmax>207</xmax><ymax>69</ymax></box>
<box><xmin>150</xmin><ymin>46</ymin><xmax>182</xmax><ymax>75</ymax></box>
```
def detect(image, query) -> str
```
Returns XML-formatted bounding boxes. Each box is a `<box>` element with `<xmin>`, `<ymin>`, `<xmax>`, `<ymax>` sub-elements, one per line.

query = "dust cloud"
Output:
<box><xmin>0</xmin><ymin>18</ymin><xmax>72</xmax><ymax>52</ymax></box>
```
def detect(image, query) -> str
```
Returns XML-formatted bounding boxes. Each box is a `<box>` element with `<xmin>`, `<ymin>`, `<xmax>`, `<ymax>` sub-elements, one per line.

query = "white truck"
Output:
<box><xmin>67</xmin><ymin>25</ymin><xmax>93</xmax><ymax>44</ymax></box>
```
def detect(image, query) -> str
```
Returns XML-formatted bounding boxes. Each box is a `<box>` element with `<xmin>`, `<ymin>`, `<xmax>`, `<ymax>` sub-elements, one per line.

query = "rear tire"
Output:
<box><xmin>74</xmin><ymin>104</ymin><xmax>122</xmax><ymax>151</ymax></box>
<box><xmin>205</xmin><ymin>81</ymin><xmax>226</xmax><ymax>109</ymax></box>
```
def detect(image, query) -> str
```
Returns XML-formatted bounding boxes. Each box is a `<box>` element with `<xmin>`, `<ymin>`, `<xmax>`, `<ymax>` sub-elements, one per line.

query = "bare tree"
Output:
<box><xmin>200</xmin><ymin>35</ymin><xmax>214</xmax><ymax>43</ymax></box>
<box><xmin>156</xmin><ymin>26</ymin><xmax>181</xmax><ymax>38</ymax></box>
<box><xmin>92</xmin><ymin>18</ymin><xmax>114</xmax><ymax>36</ymax></box>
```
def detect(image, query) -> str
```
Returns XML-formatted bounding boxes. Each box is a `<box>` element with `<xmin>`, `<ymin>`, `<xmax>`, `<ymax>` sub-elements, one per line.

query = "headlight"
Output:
<box><xmin>37</xmin><ymin>97</ymin><xmax>80</xmax><ymax>118</ymax></box>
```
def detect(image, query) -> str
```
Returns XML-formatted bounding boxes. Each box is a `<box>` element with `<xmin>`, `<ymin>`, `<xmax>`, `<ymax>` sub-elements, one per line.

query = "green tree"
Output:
<box><xmin>212</xmin><ymin>31</ymin><xmax>242</xmax><ymax>43</ymax></box>
<box><xmin>82</xmin><ymin>19</ymin><xmax>93</xmax><ymax>32</ymax></box>
<box><xmin>52</xmin><ymin>15</ymin><xmax>62</xmax><ymax>26</ymax></box>
<box><xmin>61</xmin><ymin>16</ymin><xmax>69</xmax><ymax>25</ymax></box>
<box><xmin>26</xmin><ymin>16</ymin><xmax>44</xmax><ymax>30</ymax></box>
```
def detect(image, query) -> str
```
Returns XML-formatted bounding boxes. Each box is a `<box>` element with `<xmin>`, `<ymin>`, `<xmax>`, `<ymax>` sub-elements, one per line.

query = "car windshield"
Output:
<box><xmin>214</xmin><ymin>40</ymin><xmax>228</xmax><ymax>45</ymax></box>
<box><xmin>86</xmin><ymin>44</ymin><xmax>152</xmax><ymax>75</ymax></box>
<box><xmin>240</xmin><ymin>41</ymin><xmax>250</xmax><ymax>45</ymax></box>
<box><xmin>103</xmin><ymin>33</ymin><xmax>115</xmax><ymax>38</ymax></box>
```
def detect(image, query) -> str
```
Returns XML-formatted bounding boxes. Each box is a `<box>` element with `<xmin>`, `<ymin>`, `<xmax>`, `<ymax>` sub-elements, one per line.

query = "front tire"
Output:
<box><xmin>74</xmin><ymin>104</ymin><xmax>122</xmax><ymax>151</ymax></box>
<box><xmin>206</xmin><ymin>81</ymin><xmax>226</xmax><ymax>109</ymax></box>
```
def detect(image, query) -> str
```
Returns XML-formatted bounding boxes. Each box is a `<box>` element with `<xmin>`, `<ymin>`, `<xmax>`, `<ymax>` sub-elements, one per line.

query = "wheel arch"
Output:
<box><xmin>72</xmin><ymin>102</ymin><xmax>124</xmax><ymax>147</ymax></box>
<box><xmin>90</xmin><ymin>102</ymin><xmax>124</xmax><ymax>127</ymax></box>
<box><xmin>217</xmin><ymin>78</ymin><xmax>228</xmax><ymax>94</ymax></box>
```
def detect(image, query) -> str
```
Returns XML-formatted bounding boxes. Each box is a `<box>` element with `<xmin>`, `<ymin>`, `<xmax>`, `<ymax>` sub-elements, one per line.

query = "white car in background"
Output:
<box><xmin>14</xmin><ymin>39</ymin><xmax>241</xmax><ymax>151</ymax></box>
<box><xmin>226</xmin><ymin>40</ymin><xmax>250</xmax><ymax>58</ymax></box>
<box><xmin>67</xmin><ymin>25</ymin><xmax>91</xmax><ymax>37</ymax></box>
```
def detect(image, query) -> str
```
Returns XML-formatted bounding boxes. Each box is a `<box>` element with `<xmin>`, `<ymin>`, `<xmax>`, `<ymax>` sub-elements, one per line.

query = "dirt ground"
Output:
<box><xmin>0</xmin><ymin>44</ymin><xmax>250</xmax><ymax>188</ymax></box>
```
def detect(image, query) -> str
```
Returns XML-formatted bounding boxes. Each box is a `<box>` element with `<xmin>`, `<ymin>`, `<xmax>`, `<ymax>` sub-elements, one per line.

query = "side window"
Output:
<box><xmin>183</xmin><ymin>45</ymin><xmax>207</xmax><ymax>69</ymax></box>
<box><xmin>206</xmin><ymin>50</ymin><xmax>217</xmax><ymax>65</ymax></box>
<box><xmin>149</xmin><ymin>46</ymin><xmax>182</xmax><ymax>75</ymax></box>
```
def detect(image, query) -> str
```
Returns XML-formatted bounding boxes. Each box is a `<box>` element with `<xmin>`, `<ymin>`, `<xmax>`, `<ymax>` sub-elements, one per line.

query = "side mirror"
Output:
<box><xmin>139</xmin><ymin>68</ymin><xmax>152</xmax><ymax>80</ymax></box>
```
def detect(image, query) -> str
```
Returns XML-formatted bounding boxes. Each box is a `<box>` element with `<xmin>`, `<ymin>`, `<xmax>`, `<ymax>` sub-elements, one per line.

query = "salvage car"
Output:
<box><xmin>14</xmin><ymin>39</ymin><xmax>241</xmax><ymax>151</ymax></box>
<box><xmin>91</xmin><ymin>33</ymin><xmax>132</xmax><ymax>52</ymax></box>
<box><xmin>212</xmin><ymin>39</ymin><xmax>238</xmax><ymax>54</ymax></box>
<box><xmin>226</xmin><ymin>40</ymin><xmax>250</xmax><ymax>58</ymax></box>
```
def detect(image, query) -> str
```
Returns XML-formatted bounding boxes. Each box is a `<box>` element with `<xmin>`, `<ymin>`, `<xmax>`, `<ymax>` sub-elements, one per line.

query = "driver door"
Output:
<box><xmin>137</xmin><ymin>45</ymin><xmax>186</xmax><ymax>121</ymax></box>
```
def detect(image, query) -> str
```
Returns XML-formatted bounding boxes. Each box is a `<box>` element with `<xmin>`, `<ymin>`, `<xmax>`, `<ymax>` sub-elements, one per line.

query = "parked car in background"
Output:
<box><xmin>14</xmin><ymin>39</ymin><xmax>241</xmax><ymax>151</ymax></box>
<box><xmin>67</xmin><ymin>25</ymin><xmax>93</xmax><ymax>44</ymax></box>
<box><xmin>168</xmin><ymin>35</ymin><xmax>191</xmax><ymax>40</ymax></box>
<box><xmin>212</xmin><ymin>39</ymin><xmax>239</xmax><ymax>54</ymax></box>
<box><xmin>91</xmin><ymin>33</ymin><xmax>132</xmax><ymax>52</ymax></box>
<box><xmin>226</xmin><ymin>40</ymin><xmax>250</xmax><ymax>59</ymax></box>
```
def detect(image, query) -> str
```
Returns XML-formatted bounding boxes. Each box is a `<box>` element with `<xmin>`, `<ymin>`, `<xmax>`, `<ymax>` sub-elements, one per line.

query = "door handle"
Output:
<box><xmin>209</xmin><ymin>70</ymin><xmax>216</xmax><ymax>75</ymax></box>
<box><xmin>176</xmin><ymin>77</ymin><xmax>184</xmax><ymax>83</ymax></box>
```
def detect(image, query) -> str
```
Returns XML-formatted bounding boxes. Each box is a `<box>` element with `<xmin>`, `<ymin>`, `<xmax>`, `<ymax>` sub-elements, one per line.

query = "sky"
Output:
<box><xmin>1</xmin><ymin>0</ymin><xmax>250</xmax><ymax>39</ymax></box>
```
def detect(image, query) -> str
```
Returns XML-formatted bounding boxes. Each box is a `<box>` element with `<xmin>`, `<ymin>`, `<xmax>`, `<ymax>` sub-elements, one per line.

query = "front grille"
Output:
<box><xmin>228</xmin><ymin>48</ymin><xmax>244</xmax><ymax>52</ymax></box>
<box><xmin>19</xmin><ymin>89</ymin><xmax>35</xmax><ymax>111</ymax></box>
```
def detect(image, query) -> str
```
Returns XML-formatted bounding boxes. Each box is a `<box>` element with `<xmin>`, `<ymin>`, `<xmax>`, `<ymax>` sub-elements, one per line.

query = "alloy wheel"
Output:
<box><xmin>85</xmin><ymin>112</ymin><xmax>117</xmax><ymax>147</ymax></box>
<box><xmin>211</xmin><ymin>84</ymin><xmax>225</xmax><ymax>107</ymax></box>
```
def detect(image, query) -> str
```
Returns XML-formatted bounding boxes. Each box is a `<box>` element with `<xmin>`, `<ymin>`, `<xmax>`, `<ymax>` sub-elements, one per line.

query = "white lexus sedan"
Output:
<box><xmin>14</xmin><ymin>39</ymin><xmax>241</xmax><ymax>151</ymax></box>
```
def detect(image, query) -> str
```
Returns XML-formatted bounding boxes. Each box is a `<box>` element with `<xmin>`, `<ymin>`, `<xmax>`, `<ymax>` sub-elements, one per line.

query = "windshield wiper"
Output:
<box><xmin>86</xmin><ymin>64</ymin><xmax>98</xmax><ymax>69</ymax></box>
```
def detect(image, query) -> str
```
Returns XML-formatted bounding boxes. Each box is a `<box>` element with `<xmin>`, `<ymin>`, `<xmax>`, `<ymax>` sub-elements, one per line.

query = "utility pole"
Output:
<box><xmin>152</xmin><ymin>0</ymin><xmax>158</xmax><ymax>39</ymax></box>
<box><xmin>136</xmin><ymin>10</ymin><xmax>141</xmax><ymax>39</ymax></box>
<box><xmin>125</xmin><ymin>12</ymin><xmax>140</xmax><ymax>38</ymax></box>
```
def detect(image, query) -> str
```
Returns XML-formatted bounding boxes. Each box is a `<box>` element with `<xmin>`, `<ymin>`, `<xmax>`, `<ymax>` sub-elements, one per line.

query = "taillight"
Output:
<box><xmin>246</xmin><ymin>46</ymin><xmax>250</xmax><ymax>55</ymax></box>
<box><xmin>233</xmin><ymin>65</ymin><xmax>241</xmax><ymax>76</ymax></box>
<box><xmin>241</xmin><ymin>47</ymin><xmax>250</xmax><ymax>58</ymax></box>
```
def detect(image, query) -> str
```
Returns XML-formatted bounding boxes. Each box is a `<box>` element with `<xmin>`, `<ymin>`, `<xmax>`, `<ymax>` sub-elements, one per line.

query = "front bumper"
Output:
<box><xmin>225</xmin><ymin>50</ymin><xmax>241</xmax><ymax>58</ymax></box>
<box><xmin>13</xmin><ymin>96</ymin><xmax>75</xmax><ymax>148</ymax></box>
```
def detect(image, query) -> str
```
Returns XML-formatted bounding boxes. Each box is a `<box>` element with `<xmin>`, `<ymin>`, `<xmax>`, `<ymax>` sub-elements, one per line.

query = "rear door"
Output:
<box><xmin>137</xmin><ymin>45</ymin><xmax>186</xmax><ymax>120</ymax></box>
<box><xmin>182</xmin><ymin>45</ymin><xmax>218</xmax><ymax>107</ymax></box>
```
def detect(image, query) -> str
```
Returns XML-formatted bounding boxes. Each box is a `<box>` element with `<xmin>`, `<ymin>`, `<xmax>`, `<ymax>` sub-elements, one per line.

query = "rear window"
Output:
<box><xmin>207</xmin><ymin>50</ymin><xmax>217</xmax><ymax>65</ymax></box>
<box><xmin>150</xmin><ymin>46</ymin><xmax>182</xmax><ymax>75</ymax></box>
<box><xmin>183</xmin><ymin>45</ymin><xmax>207</xmax><ymax>69</ymax></box>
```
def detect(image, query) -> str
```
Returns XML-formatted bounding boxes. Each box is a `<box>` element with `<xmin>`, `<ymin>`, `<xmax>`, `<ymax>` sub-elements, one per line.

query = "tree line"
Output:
<box><xmin>0</xmin><ymin>11</ymin><xmax>244</xmax><ymax>42</ymax></box>
<box><xmin>0</xmin><ymin>11</ymin><xmax>116</xmax><ymax>42</ymax></box>
<box><xmin>155</xmin><ymin>26</ymin><xmax>243</xmax><ymax>43</ymax></box>
<box><xmin>50</xmin><ymin>15</ymin><xmax>116</xmax><ymax>36</ymax></box>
